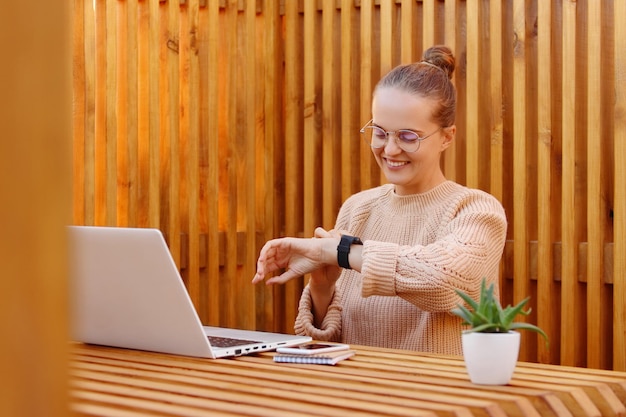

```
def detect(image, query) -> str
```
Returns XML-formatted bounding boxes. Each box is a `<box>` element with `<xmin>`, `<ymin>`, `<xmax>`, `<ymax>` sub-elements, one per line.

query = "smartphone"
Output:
<box><xmin>276</xmin><ymin>343</ymin><xmax>350</xmax><ymax>355</ymax></box>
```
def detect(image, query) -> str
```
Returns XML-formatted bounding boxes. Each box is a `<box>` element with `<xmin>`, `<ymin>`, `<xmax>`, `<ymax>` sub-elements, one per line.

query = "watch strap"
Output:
<box><xmin>337</xmin><ymin>235</ymin><xmax>363</xmax><ymax>269</ymax></box>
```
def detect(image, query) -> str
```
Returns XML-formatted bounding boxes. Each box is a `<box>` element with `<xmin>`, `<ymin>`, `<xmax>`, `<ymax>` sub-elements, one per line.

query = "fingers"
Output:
<box><xmin>252</xmin><ymin>232</ymin><xmax>331</xmax><ymax>285</ymax></box>
<box><xmin>251</xmin><ymin>271</ymin><xmax>266</xmax><ymax>284</ymax></box>
<box><xmin>265</xmin><ymin>269</ymin><xmax>301</xmax><ymax>285</ymax></box>
<box><xmin>314</xmin><ymin>227</ymin><xmax>343</xmax><ymax>239</ymax></box>
<box><xmin>251</xmin><ymin>239</ymin><xmax>279</xmax><ymax>284</ymax></box>
<box><xmin>313</xmin><ymin>227</ymin><xmax>330</xmax><ymax>238</ymax></box>
<box><xmin>251</xmin><ymin>260</ymin><xmax>303</xmax><ymax>285</ymax></box>
<box><xmin>251</xmin><ymin>237</ymin><xmax>302</xmax><ymax>285</ymax></box>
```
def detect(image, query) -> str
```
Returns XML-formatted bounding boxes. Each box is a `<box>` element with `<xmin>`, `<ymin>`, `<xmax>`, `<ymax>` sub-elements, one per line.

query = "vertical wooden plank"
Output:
<box><xmin>561</xmin><ymin>0</ymin><xmax>584</xmax><ymax>367</ymax></box>
<box><xmin>149</xmin><ymin>0</ymin><xmax>161</xmax><ymax>229</ymax></box>
<box><xmin>512</xmin><ymin>0</ymin><xmax>531</xmax><ymax>361</ymax></box>
<box><xmin>442</xmin><ymin>0</ymin><xmax>458</xmax><ymax>181</ymax></box>
<box><xmin>195</xmin><ymin>0</ymin><xmax>208</xmax><ymax>323</ymax></box>
<box><xmin>239</xmin><ymin>0</ymin><xmax>256</xmax><ymax>330</ymax></box>
<box><xmin>378</xmin><ymin>0</ymin><xmax>395</xmax><ymax>185</ymax></box>
<box><xmin>73</xmin><ymin>0</ymin><xmax>86</xmax><ymax>225</ymax></box>
<box><xmin>190</xmin><ymin>0</ymin><xmax>201</xmax><ymax>315</ymax></box>
<box><xmin>138</xmin><ymin>0</ymin><xmax>153</xmax><ymax>228</ymax></box>
<box><xmin>127</xmin><ymin>0</ymin><xmax>139</xmax><ymax>228</ymax></box>
<box><xmin>158</xmin><ymin>0</ymin><xmax>171</xmax><ymax>237</ymax></box>
<box><xmin>167</xmin><ymin>0</ymin><xmax>182</xmax><ymax>269</ymax></box>
<box><xmin>284</xmin><ymin>0</ymin><xmax>302</xmax><ymax>237</ymax></box>
<box><xmin>341</xmin><ymin>0</ymin><xmax>357</xmax><ymax>200</ymax></box>
<box><xmin>284</xmin><ymin>0</ymin><xmax>305</xmax><ymax>330</ymax></box>
<box><xmin>195</xmin><ymin>0</ymin><xmax>209</xmax><ymax>322</ymax></box>
<box><xmin>399</xmin><ymin>0</ymin><xmax>414</xmax><ymax>63</ymax></box>
<box><xmin>586</xmin><ymin>0</ymin><xmax>609</xmax><ymax>370</ymax></box>
<box><xmin>303</xmin><ymin>0</ymin><xmax>324</xmax><ymax>332</ymax></box>
<box><xmin>322</xmin><ymin>0</ymin><xmax>337</xmax><ymax>228</ymax></box>
<box><xmin>489</xmin><ymin>1</ymin><xmax>503</xmax><ymax>204</ymax></box>
<box><xmin>84</xmin><ymin>1</ymin><xmax>97</xmax><ymax>226</ymax></box>
<box><xmin>536</xmin><ymin>0</ymin><xmax>559</xmax><ymax>365</ymax></box>
<box><xmin>94</xmin><ymin>0</ymin><xmax>109</xmax><ymax>226</ymax></box>
<box><xmin>222</xmin><ymin>0</ymin><xmax>238</xmax><ymax>327</ymax></box>
<box><xmin>359</xmin><ymin>0</ymin><xmax>377</xmax><ymax>191</ymax></box>
<box><xmin>263</xmin><ymin>0</ymin><xmax>287</xmax><ymax>330</ymax></box>
<box><xmin>204</xmin><ymin>0</ymin><xmax>221</xmax><ymax>326</ymax></box>
<box><xmin>179</xmin><ymin>0</ymin><xmax>191</xmax><ymax>283</ymax></box>
<box><xmin>465</xmin><ymin>0</ymin><xmax>479</xmax><ymax>189</ymax></box>
<box><xmin>422</xmin><ymin>0</ymin><xmax>435</xmax><ymax>48</ymax></box>
<box><xmin>265</xmin><ymin>0</ymin><xmax>286</xmax><ymax>330</ymax></box>
<box><xmin>489</xmin><ymin>0</ymin><xmax>507</xmax><ymax>320</ymax></box>
<box><xmin>180</xmin><ymin>0</ymin><xmax>201</xmax><ymax>311</ymax></box>
<box><xmin>613</xmin><ymin>0</ymin><xmax>626</xmax><ymax>372</ymax></box>
<box><xmin>157</xmin><ymin>2</ymin><xmax>171</xmax><ymax>237</ymax></box>
<box><xmin>106</xmin><ymin>0</ymin><xmax>118</xmax><ymax>226</ymax></box>
<box><xmin>263</xmin><ymin>0</ymin><xmax>284</xmax><ymax>331</ymax></box>
<box><xmin>263</xmin><ymin>0</ymin><xmax>280</xmax><ymax>239</ymax></box>
<box><xmin>379</xmin><ymin>0</ymin><xmax>393</xmax><ymax>75</ymax></box>
<box><xmin>116</xmin><ymin>0</ymin><xmax>130</xmax><ymax>226</ymax></box>
<box><xmin>0</xmin><ymin>0</ymin><xmax>70</xmax><ymax>414</ymax></box>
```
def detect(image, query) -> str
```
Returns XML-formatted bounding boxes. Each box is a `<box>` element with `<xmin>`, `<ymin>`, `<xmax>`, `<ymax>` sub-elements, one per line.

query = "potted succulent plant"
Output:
<box><xmin>451</xmin><ymin>278</ymin><xmax>548</xmax><ymax>385</ymax></box>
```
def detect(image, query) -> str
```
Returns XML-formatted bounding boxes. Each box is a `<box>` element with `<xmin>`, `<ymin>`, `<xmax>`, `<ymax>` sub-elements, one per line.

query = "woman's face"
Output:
<box><xmin>371</xmin><ymin>87</ymin><xmax>454</xmax><ymax>195</ymax></box>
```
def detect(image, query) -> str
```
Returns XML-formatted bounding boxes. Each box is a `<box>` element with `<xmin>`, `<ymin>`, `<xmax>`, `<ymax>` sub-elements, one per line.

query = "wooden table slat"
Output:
<box><xmin>73</xmin><ymin>349</ymin><xmax>543</xmax><ymax>416</ymax></box>
<box><xmin>72</xmin><ymin>386</ymin><xmax>243</xmax><ymax>417</ymax></box>
<box><xmin>71</xmin><ymin>365</ymin><xmax>442</xmax><ymax>417</ymax></box>
<box><xmin>70</xmin><ymin>343</ymin><xmax>626</xmax><ymax>417</ymax></box>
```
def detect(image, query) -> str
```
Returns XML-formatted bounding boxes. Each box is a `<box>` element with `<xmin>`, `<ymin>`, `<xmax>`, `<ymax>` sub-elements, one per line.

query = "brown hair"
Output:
<box><xmin>374</xmin><ymin>45</ymin><xmax>456</xmax><ymax>128</ymax></box>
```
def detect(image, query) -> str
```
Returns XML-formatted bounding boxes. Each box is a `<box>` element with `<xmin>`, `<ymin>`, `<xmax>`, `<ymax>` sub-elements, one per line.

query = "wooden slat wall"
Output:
<box><xmin>73</xmin><ymin>0</ymin><xmax>626</xmax><ymax>370</ymax></box>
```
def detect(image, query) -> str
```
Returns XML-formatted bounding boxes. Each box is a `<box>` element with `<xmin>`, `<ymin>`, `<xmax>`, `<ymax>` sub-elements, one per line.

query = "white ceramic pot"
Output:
<box><xmin>461</xmin><ymin>331</ymin><xmax>521</xmax><ymax>385</ymax></box>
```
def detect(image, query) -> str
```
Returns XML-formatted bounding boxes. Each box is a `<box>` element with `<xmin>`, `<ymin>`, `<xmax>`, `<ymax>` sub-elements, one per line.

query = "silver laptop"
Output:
<box><xmin>68</xmin><ymin>226</ymin><xmax>311</xmax><ymax>358</ymax></box>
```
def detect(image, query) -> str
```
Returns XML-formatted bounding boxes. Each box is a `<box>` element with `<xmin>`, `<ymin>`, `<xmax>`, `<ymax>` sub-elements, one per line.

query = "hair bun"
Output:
<box><xmin>422</xmin><ymin>45</ymin><xmax>455</xmax><ymax>79</ymax></box>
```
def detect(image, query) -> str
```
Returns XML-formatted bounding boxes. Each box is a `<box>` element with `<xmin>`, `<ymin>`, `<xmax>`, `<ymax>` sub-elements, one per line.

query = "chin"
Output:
<box><xmin>382</xmin><ymin>169</ymin><xmax>414</xmax><ymax>185</ymax></box>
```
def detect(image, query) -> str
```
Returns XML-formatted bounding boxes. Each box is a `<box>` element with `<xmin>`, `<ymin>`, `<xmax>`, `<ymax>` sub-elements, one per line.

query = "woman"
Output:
<box><xmin>252</xmin><ymin>45</ymin><xmax>507</xmax><ymax>355</ymax></box>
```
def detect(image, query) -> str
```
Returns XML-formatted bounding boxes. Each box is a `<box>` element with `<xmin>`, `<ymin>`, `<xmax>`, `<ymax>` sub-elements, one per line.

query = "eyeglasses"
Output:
<box><xmin>359</xmin><ymin>119</ymin><xmax>441</xmax><ymax>153</ymax></box>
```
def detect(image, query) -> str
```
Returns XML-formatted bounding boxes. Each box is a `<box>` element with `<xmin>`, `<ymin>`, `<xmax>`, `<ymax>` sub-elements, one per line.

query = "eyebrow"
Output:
<box><xmin>371</xmin><ymin>122</ymin><xmax>422</xmax><ymax>134</ymax></box>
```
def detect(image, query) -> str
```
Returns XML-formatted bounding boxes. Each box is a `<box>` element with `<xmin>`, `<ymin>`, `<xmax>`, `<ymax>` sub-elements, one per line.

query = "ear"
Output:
<box><xmin>440</xmin><ymin>125</ymin><xmax>455</xmax><ymax>151</ymax></box>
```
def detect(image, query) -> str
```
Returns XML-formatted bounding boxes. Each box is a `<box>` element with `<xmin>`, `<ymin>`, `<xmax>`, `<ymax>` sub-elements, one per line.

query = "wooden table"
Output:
<box><xmin>70</xmin><ymin>342</ymin><xmax>626</xmax><ymax>417</ymax></box>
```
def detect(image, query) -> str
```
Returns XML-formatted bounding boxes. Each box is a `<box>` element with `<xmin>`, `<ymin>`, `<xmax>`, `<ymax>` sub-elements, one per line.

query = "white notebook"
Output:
<box><xmin>273</xmin><ymin>350</ymin><xmax>356</xmax><ymax>365</ymax></box>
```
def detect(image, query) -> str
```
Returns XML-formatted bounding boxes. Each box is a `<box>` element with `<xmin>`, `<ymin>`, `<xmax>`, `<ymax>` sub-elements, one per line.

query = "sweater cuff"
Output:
<box><xmin>294</xmin><ymin>285</ymin><xmax>342</xmax><ymax>341</ymax></box>
<box><xmin>361</xmin><ymin>241</ymin><xmax>398</xmax><ymax>297</ymax></box>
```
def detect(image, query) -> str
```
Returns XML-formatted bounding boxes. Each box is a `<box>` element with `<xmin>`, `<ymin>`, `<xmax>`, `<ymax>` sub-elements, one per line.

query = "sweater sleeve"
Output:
<box><xmin>293</xmin><ymin>284</ymin><xmax>343</xmax><ymax>341</ymax></box>
<box><xmin>360</xmin><ymin>191</ymin><xmax>507</xmax><ymax>313</ymax></box>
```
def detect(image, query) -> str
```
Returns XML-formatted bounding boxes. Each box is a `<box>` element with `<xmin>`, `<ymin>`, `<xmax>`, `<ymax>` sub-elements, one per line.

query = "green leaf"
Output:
<box><xmin>509</xmin><ymin>322</ymin><xmax>549</xmax><ymax>344</ymax></box>
<box><xmin>451</xmin><ymin>277</ymin><xmax>549</xmax><ymax>345</ymax></box>
<box><xmin>450</xmin><ymin>306</ymin><xmax>473</xmax><ymax>324</ymax></box>
<box><xmin>455</xmin><ymin>290</ymin><xmax>479</xmax><ymax>312</ymax></box>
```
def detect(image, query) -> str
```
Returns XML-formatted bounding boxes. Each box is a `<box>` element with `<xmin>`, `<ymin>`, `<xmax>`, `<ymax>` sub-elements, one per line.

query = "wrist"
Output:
<box><xmin>337</xmin><ymin>235</ymin><xmax>363</xmax><ymax>269</ymax></box>
<box><xmin>321</xmin><ymin>237</ymin><xmax>340</xmax><ymax>265</ymax></box>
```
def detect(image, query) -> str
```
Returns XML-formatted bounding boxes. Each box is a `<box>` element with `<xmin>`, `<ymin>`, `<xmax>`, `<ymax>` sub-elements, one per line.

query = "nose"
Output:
<box><xmin>383</xmin><ymin>133</ymin><xmax>403</xmax><ymax>154</ymax></box>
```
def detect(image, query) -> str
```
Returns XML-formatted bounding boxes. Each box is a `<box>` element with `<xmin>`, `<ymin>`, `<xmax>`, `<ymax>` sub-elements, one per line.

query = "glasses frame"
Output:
<box><xmin>359</xmin><ymin>119</ymin><xmax>442</xmax><ymax>153</ymax></box>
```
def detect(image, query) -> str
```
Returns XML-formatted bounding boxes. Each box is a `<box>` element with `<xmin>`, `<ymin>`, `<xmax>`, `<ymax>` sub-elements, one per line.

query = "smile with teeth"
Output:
<box><xmin>385</xmin><ymin>159</ymin><xmax>409</xmax><ymax>167</ymax></box>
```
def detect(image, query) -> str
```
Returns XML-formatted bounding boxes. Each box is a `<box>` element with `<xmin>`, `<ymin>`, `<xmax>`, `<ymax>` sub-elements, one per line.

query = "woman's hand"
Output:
<box><xmin>309</xmin><ymin>227</ymin><xmax>342</xmax><ymax>289</ymax></box>
<box><xmin>251</xmin><ymin>227</ymin><xmax>340</xmax><ymax>285</ymax></box>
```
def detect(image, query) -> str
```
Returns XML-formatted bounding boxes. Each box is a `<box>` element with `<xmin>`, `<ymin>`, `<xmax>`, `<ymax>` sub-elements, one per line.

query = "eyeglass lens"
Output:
<box><xmin>366</xmin><ymin>126</ymin><xmax>421</xmax><ymax>152</ymax></box>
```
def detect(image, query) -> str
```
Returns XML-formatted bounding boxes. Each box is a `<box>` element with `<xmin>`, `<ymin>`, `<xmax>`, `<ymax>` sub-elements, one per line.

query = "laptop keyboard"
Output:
<box><xmin>207</xmin><ymin>335</ymin><xmax>261</xmax><ymax>348</ymax></box>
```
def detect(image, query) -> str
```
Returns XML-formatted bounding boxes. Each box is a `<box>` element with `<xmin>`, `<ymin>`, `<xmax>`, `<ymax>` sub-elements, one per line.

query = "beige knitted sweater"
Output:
<box><xmin>294</xmin><ymin>181</ymin><xmax>508</xmax><ymax>355</ymax></box>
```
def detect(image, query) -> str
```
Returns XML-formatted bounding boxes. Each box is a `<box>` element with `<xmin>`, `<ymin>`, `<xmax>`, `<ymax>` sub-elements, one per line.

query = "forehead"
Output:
<box><xmin>372</xmin><ymin>87</ymin><xmax>437</xmax><ymax>128</ymax></box>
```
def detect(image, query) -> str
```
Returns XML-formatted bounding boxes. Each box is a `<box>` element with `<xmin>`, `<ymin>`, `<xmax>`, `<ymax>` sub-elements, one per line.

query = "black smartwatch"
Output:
<box><xmin>337</xmin><ymin>235</ymin><xmax>363</xmax><ymax>270</ymax></box>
